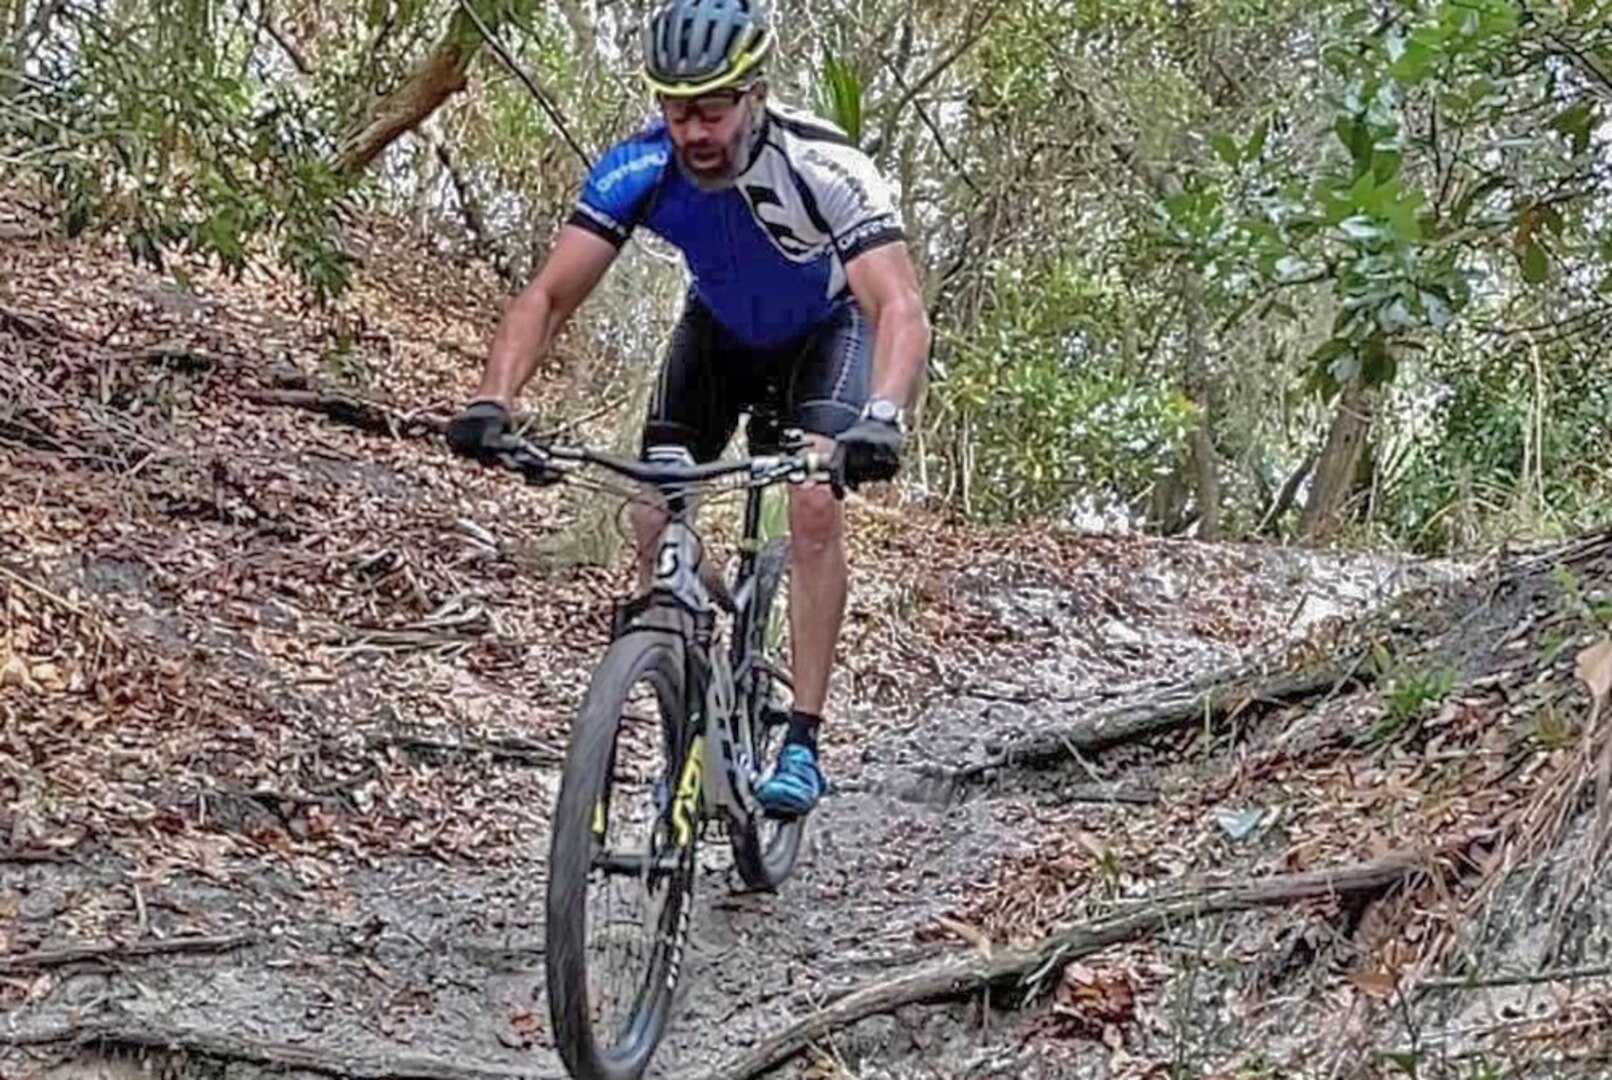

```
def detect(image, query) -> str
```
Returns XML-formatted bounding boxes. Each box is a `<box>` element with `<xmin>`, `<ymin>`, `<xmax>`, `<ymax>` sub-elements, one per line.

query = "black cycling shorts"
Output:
<box><xmin>641</xmin><ymin>296</ymin><xmax>872</xmax><ymax>462</ymax></box>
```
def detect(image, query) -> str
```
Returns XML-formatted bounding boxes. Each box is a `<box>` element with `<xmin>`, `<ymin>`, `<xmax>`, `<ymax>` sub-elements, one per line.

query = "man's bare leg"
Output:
<box><xmin>629</xmin><ymin>497</ymin><xmax>668</xmax><ymax>592</ymax></box>
<box><xmin>785</xmin><ymin>434</ymin><xmax>846</xmax><ymax>717</ymax></box>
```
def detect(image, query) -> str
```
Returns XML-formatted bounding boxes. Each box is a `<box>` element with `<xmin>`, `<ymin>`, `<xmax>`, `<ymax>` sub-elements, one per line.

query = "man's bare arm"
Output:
<box><xmin>844</xmin><ymin>241</ymin><xmax>930</xmax><ymax>410</ymax></box>
<box><xmin>473</xmin><ymin>225</ymin><xmax>620</xmax><ymax>407</ymax></box>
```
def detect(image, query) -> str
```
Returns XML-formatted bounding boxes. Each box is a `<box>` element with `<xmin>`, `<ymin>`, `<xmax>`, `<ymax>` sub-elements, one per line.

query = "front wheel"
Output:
<box><xmin>546</xmin><ymin>629</ymin><xmax>696</xmax><ymax>1080</ymax></box>
<box><xmin>729</xmin><ymin>538</ymin><xmax>804</xmax><ymax>890</ymax></box>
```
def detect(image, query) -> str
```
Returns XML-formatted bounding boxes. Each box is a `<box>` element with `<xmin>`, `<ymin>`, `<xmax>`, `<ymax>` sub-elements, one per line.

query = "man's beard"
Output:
<box><xmin>676</xmin><ymin>103</ymin><xmax>762</xmax><ymax>190</ymax></box>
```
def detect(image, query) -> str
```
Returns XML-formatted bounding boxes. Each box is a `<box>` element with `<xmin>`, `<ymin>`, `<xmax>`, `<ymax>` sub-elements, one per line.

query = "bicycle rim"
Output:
<box><xmin>546</xmin><ymin>629</ymin><xmax>696</xmax><ymax>1080</ymax></box>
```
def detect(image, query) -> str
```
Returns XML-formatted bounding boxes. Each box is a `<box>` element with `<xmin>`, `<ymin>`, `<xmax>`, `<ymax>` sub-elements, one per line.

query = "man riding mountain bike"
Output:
<box><xmin>445</xmin><ymin>0</ymin><xmax>930</xmax><ymax>819</ymax></box>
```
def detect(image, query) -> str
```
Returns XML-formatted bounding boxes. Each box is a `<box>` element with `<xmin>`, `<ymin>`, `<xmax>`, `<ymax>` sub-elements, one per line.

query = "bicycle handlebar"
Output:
<box><xmin>493</xmin><ymin>436</ymin><xmax>833</xmax><ymax>492</ymax></box>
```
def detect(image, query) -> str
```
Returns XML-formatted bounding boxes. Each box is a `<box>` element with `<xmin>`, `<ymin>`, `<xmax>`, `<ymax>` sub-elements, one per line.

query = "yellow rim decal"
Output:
<box><xmin>671</xmin><ymin>736</ymin><xmax>704</xmax><ymax>848</ymax></box>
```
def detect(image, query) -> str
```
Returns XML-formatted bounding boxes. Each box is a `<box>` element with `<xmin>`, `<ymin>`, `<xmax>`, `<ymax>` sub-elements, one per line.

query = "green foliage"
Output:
<box><xmin>932</xmin><ymin>258</ymin><xmax>1195</xmax><ymax>520</ymax></box>
<box><xmin>816</xmin><ymin>52</ymin><xmax>863</xmax><ymax>145</ymax></box>
<box><xmin>1188</xmin><ymin>0</ymin><xmax>1604</xmax><ymax>397</ymax></box>
<box><xmin>1362</xmin><ymin>640</ymin><xmax>1458</xmax><ymax>745</ymax></box>
<box><xmin>4</xmin><ymin>1</ymin><xmax>357</xmax><ymax>301</ymax></box>
<box><xmin>1532</xmin><ymin>702</ymin><xmax>1575</xmax><ymax>750</ymax></box>
<box><xmin>1377</xmin><ymin>330</ymin><xmax>1612</xmax><ymax>551</ymax></box>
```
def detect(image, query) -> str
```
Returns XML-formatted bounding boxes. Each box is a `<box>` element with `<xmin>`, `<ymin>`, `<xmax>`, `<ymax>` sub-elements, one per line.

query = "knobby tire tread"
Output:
<box><xmin>546</xmin><ymin>628</ymin><xmax>690</xmax><ymax>1080</ymax></box>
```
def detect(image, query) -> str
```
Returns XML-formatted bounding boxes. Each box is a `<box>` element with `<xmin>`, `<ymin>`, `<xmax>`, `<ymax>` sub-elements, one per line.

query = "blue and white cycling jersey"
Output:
<box><xmin>566</xmin><ymin>103</ymin><xmax>905</xmax><ymax>348</ymax></box>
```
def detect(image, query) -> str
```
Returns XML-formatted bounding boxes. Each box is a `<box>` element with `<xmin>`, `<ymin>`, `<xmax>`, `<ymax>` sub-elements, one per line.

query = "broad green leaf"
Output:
<box><xmin>1372</xmin><ymin>147</ymin><xmax>1402</xmax><ymax>183</ymax></box>
<box><xmin>1247</xmin><ymin>119</ymin><xmax>1269</xmax><ymax>161</ymax></box>
<box><xmin>1521</xmin><ymin>241</ymin><xmax>1550</xmax><ymax>284</ymax></box>
<box><xmin>1391</xmin><ymin>39</ymin><xmax>1439</xmax><ymax>83</ymax></box>
<box><xmin>1361</xmin><ymin>338</ymin><xmax>1398</xmax><ymax>385</ymax></box>
<box><xmin>1550</xmin><ymin>100</ymin><xmax>1596</xmax><ymax>155</ymax></box>
<box><xmin>1348</xmin><ymin>169</ymin><xmax>1380</xmax><ymax>210</ymax></box>
<box><xmin>1334</xmin><ymin>116</ymin><xmax>1371</xmax><ymax>165</ymax></box>
<box><xmin>1211</xmin><ymin>132</ymin><xmax>1241</xmax><ymax>168</ymax></box>
<box><xmin>1384</xmin><ymin>190</ymin><xmax>1424</xmax><ymax>241</ymax></box>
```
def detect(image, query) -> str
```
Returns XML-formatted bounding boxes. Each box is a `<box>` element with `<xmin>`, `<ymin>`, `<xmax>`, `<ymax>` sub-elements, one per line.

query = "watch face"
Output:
<box><xmin>868</xmin><ymin>399</ymin><xmax>899</xmax><ymax>423</ymax></box>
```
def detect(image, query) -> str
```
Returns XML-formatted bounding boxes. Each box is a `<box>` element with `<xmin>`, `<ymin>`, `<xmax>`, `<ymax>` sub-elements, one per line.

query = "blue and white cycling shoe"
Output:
<box><xmin>755</xmin><ymin>743</ymin><xmax>825</xmax><ymax>818</ymax></box>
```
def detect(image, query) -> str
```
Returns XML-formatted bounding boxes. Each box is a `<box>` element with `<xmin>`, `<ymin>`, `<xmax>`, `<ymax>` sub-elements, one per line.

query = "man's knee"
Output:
<box><xmin>630</xmin><ymin>498</ymin><xmax>667</xmax><ymax>551</ymax></box>
<box><xmin>788</xmin><ymin>483</ymin><xmax>843</xmax><ymax>555</ymax></box>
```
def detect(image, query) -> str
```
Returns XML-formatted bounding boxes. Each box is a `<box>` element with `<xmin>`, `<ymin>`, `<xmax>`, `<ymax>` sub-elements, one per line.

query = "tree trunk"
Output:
<box><xmin>1178</xmin><ymin>264</ymin><xmax>1222</xmax><ymax>540</ymax></box>
<box><xmin>335</xmin><ymin>14</ymin><xmax>478</xmax><ymax>176</ymax></box>
<box><xmin>1149</xmin><ymin>463</ymin><xmax>1190</xmax><ymax>536</ymax></box>
<box><xmin>1187</xmin><ymin>424</ymin><xmax>1222</xmax><ymax>539</ymax></box>
<box><xmin>1300</xmin><ymin>379</ymin><xmax>1375</xmax><ymax>540</ymax></box>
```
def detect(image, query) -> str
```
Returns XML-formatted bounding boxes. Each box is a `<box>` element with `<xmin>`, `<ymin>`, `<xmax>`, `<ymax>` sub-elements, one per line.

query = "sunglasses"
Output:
<box><xmin>659</xmin><ymin>89</ymin><xmax>749</xmax><ymax>125</ymax></box>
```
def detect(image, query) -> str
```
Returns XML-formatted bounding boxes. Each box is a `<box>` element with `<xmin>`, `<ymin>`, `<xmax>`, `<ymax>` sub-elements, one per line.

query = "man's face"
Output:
<box><xmin>660</xmin><ymin>85</ymin><xmax>761</xmax><ymax>180</ymax></box>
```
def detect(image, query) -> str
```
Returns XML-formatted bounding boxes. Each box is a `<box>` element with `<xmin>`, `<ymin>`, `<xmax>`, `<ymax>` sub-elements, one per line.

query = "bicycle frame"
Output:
<box><xmin>624</xmin><ymin>468</ymin><xmax>784</xmax><ymax>847</ymax></box>
<box><xmin>494</xmin><ymin>433</ymin><xmax>818</xmax><ymax>844</ymax></box>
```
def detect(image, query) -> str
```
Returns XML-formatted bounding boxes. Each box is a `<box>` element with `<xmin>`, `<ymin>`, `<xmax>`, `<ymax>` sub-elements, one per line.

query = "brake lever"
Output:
<box><xmin>495</xmin><ymin>440</ymin><xmax>563</xmax><ymax>486</ymax></box>
<box><xmin>823</xmin><ymin>444</ymin><xmax>848</xmax><ymax>501</ymax></box>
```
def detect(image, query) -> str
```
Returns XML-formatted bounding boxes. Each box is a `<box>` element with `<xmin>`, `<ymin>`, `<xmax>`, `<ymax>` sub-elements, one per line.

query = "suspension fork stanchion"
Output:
<box><xmin>731</xmin><ymin>481</ymin><xmax>768</xmax><ymax>667</ymax></box>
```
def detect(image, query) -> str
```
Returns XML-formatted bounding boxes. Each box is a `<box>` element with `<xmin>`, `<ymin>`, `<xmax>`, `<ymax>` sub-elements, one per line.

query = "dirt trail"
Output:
<box><xmin>22</xmin><ymin>218</ymin><xmax>1598</xmax><ymax>1080</ymax></box>
<box><xmin>1</xmin><ymin>478</ymin><xmax>1427</xmax><ymax>1080</ymax></box>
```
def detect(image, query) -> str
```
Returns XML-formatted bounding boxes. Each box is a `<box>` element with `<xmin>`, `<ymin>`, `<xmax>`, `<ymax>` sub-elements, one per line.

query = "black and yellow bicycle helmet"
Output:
<box><xmin>641</xmin><ymin>0</ymin><xmax>775</xmax><ymax>98</ymax></box>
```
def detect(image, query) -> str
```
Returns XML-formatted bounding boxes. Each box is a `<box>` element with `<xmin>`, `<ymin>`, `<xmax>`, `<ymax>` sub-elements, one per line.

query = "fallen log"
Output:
<box><xmin>698</xmin><ymin>848</ymin><xmax>1447</xmax><ymax>1080</ymax></box>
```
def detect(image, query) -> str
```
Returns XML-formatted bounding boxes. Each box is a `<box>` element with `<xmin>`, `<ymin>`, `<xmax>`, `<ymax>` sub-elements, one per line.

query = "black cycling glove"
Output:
<box><xmin>831</xmin><ymin>416</ymin><xmax>903</xmax><ymax>492</ymax></box>
<box><xmin>446</xmin><ymin>400</ymin><xmax>511</xmax><ymax>462</ymax></box>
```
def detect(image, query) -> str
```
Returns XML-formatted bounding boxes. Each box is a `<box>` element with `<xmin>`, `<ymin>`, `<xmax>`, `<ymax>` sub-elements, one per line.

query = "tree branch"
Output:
<box><xmin>234</xmin><ymin>0</ymin><xmax>312</xmax><ymax>75</ymax></box>
<box><xmin>335</xmin><ymin>15</ymin><xmax>477</xmax><ymax>175</ymax></box>
<box><xmin>15</xmin><ymin>0</ymin><xmax>65</xmax><ymax>66</ymax></box>
<box><xmin>246</xmin><ymin>387</ymin><xmax>450</xmax><ymax>439</ymax></box>
<box><xmin>260</xmin><ymin>10</ymin><xmax>313</xmax><ymax>74</ymax></box>
<box><xmin>883</xmin><ymin>59</ymin><xmax>980</xmax><ymax>198</ymax></box>
<box><xmin>456</xmin><ymin>0</ymin><xmax>592</xmax><ymax>170</ymax></box>
<box><xmin>952</xmin><ymin>653</ymin><xmax>1375</xmax><ymax>782</ymax></box>
<box><xmin>435</xmin><ymin>141</ymin><xmax>517</xmax><ymax>286</ymax></box>
<box><xmin>1258</xmin><ymin>451</ymin><xmax>1317</xmax><ymax>537</ymax></box>
<box><xmin>875</xmin><ymin>1</ymin><xmax>998</xmax><ymax>153</ymax></box>
<box><xmin>1543</xmin><ymin>32</ymin><xmax>1612</xmax><ymax>100</ymax></box>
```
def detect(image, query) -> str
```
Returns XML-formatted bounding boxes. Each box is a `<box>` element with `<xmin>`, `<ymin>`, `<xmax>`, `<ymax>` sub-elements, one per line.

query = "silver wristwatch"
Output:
<box><xmin>863</xmin><ymin>396</ymin><xmax>904</xmax><ymax>430</ymax></box>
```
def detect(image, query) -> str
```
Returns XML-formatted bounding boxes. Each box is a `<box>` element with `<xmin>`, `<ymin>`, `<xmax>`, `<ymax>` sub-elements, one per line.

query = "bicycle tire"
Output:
<box><xmin>546</xmin><ymin>628</ymin><xmax>695</xmax><ymax>1080</ymax></box>
<box><xmin>730</xmin><ymin>537</ymin><xmax>804</xmax><ymax>890</ymax></box>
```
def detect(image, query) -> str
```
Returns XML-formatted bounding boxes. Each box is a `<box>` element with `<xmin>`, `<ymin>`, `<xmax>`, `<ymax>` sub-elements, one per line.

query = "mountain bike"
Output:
<box><xmin>488</xmin><ymin>431</ymin><xmax>827</xmax><ymax>1080</ymax></box>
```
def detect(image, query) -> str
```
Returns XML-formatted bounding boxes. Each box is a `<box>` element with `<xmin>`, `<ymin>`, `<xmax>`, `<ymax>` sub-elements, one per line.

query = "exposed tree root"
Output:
<box><xmin>372</xmin><ymin>733</ymin><xmax>565</xmax><ymax>767</ymax></box>
<box><xmin>2</xmin><ymin>1021</ymin><xmax>545</xmax><ymax>1080</ymax></box>
<box><xmin>0</xmin><ymin>933</ymin><xmax>256</xmax><ymax>973</ymax></box>
<box><xmin>951</xmin><ymin>654</ymin><xmax>1373</xmax><ymax>783</ymax></box>
<box><xmin>246</xmin><ymin>387</ymin><xmax>449</xmax><ymax>440</ymax></box>
<box><xmin>698</xmin><ymin>846</ymin><xmax>1465</xmax><ymax>1080</ymax></box>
